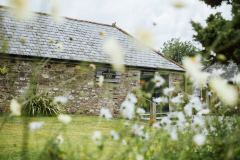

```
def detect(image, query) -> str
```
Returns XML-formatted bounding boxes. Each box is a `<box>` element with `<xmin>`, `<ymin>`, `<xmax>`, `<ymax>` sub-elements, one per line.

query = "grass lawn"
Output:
<box><xmin>0</xmin><ymin>115</ymin><xmax>126</xmax><ymax>160</ymax></box>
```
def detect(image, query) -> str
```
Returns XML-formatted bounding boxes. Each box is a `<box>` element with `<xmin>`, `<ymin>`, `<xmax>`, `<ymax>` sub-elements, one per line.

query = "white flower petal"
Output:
<box><xmin>10</xmin><ymin>99</ymin><xmax>21</xmax><ymax>116</ymax></box>
<box><xmin>58</xmin><ymin>114</ymin><xmax>72</xmax><ymax>124</ymax></box>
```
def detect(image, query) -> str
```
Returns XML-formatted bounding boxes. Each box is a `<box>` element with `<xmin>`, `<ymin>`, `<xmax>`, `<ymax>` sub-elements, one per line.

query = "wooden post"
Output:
<box><xmin>149</xmin><ymin>101</ymin><xmax>156</xmax><ymax>125</ymax></box>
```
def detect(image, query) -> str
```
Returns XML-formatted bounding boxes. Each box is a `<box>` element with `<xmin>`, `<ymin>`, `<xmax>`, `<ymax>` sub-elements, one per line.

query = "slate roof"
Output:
<box><xmin>0</xmin><ymin>7</ymin><xmax>184</xmax><ymax>71</ymax></box>
<box><xmin>204</xmin><ymin>61</ymin><xmax>239</xmax><ymax>80</ymax></box>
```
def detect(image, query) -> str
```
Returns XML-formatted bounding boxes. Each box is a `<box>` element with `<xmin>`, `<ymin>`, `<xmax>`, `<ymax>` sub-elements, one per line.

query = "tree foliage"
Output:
<box><xmin>161</xmin><ymin>38</ymin><xmax>198</xmax><ymax>64</ymax></box>
<box><xmin>200</xmin><ymin>0</ymin><xmax>231</xmax><ymax>7</ymax></box>
<box><xmin>192</xmin><ymin>0</ymin><xmax>240</xmax><ymax>64</ymax></box>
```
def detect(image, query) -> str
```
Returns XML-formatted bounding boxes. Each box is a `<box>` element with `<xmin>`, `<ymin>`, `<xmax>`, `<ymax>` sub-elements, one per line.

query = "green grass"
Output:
<box><xmin>0</xmin><ymin>115</ymin><xmax>126</xmax><ymax>160</ymax></box>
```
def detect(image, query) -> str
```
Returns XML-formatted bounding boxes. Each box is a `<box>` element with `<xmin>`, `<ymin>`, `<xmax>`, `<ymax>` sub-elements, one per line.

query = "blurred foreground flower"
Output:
<box><xmin>131</xmin><ymin>124</ymin><xmax>144</xmax><ymax>137</ymax></box>
<box><xmin>172</xmin><ymin>0</ymin><xmax>186</xmax><ymax>9</ymax></box>
<box><xmin>100</xmin><ymin>107</ymin><xmax>112</xmax><ymax>120</ymax></box>
<box><xmin>29</xmin><ymin>121</ymin><xmax>44</xmax><ymax>132</ymax></box>
<box><xmin>58</xmin><ymin>114</ymin><xmax>72</xmax><ymax>124</ymax></box>
<box><xmin>232</xmin><ymin>73</ymin><xmax>240</xmax><ymax>85</ymax></box>
<box><xmin>92</xmin><ymin>131</ymin><xmax>102</xmax><ymax>145</ymax></box>
<box><xmin>184</xmin><ymin>96</ymin><xmax>203</xmax><ymax>116</ymax></box>
<box><xmin>54</xmin><ymin>96</ymin><xmax>68</xmax><ymax>105</ymax></box>
<box><xmin>153</xmin><ymin>72</ymin><xmax>165</xmax><ymax>87</ymax></box>
<box><xmin>135</xmin><ymin>28</ymin><xmax>154</xmax><ymax>47</ymax></box>
<box><xmin>136</xmin><ymin>108</ymin><xmax>145</xmax><ymax>115</ymax></box>
<box><xmin>55</xmin><ymin>134</ymin><xmax>64</xmax><ymax>144</ymax></box>
<box><xmin>163</xmin><ymin>87</ymin><xmax>174</xmax><ymax>96</ymax></box>
<box><xmin>10</xmin><ymin>99</ymin><xmax>21</xmax><ymax>116</ymax></box>
<box><xmin>103</xmin><ymin>38</ymin><xmax>125</xmax><ymax>72</ymax></box>
<box><xmin>209</xmin><ymin>77</ymin><xmax>238</xmax><ymax>106</ymax></box>
<box><xmin>183</xmin><ymin>55</ymin><xmax>209</xmax><ymax>87</ymax></box>
<box><xmin>153</xmin><ymin>97</ymin><xmax>168</xmax><ymax>104</ymax></box>
<box><xmin>110</xmin><ymin>130</ymin><xmax>120</xmax><ymax>141</ymax></box>
<box><xmin>193</xmin><ymin>134</ymin><xmax>206</xmax><ymax>146</ymax></box>
<box><xmin>50</xmin><ymin>0</ymin><xmax>62</xmax><ymax>22</ymax></box>
<box><xmin>89</xmin><ymin>64</ymin><xmax>96</xmax><ymax>70</ymax></box>
<box><xmin>120</xmin><ymin>93</ymin><xmax>137</xmax><ymax>119</ymax></box>
<box><xmin>136</xmin><ymin>154</ymin><xmax>144</xmax><ymax>160</ymax></box>
<box><xmin>97</xmin><ymin>75</ymin><xmax>104</xmax><ymax>87</ymax></box>
<box><xmin>170</xmin><ymin>94</ymin><xmax>183</xmax><ymax>104</ymax></box>
<box><xmin>9</xmin><ymin>0</ymin><xmax>30</xmax><ymax>19</ymax></box>
<box><xmin>170</xmin><ymin>128</ymin><xmax>178</xmax><ymax>140</ymax></box>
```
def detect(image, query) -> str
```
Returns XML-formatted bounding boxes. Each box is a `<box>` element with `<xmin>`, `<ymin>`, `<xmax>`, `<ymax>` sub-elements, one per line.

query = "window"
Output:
<box><xmin>140</xmin><ymin>71</ymin><xmax>169</xmax><ymax>113</ymax></box>
<box><xmin>96</xmin><ymin>67</ymin><xmax>121</xmax><ymax>83</ymax></box>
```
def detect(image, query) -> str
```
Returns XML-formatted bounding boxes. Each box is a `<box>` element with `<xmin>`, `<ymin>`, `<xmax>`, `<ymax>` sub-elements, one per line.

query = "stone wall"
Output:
<box><xmin>0</xmin><ymin>56</ymin><xmax>140</xmax><ymax>115</ymax></box>
<box><xmin>0</xmin><ymin>56</ymin><xmax>185</xmax><ymax>115</ymax></box>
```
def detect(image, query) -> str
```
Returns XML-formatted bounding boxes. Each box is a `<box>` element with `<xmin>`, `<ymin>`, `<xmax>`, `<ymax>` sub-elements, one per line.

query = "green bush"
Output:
<box><xmin>22</xmin><ymin>93</ymin><xmax>60</xmax><ymax>116</ymax></box>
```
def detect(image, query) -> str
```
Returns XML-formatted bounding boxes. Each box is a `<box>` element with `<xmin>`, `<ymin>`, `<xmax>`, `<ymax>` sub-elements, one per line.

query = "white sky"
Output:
<box><xmin>0</xmin><ymin>0</ymin><xmax>232</xmax><ymax>49</ymax></box>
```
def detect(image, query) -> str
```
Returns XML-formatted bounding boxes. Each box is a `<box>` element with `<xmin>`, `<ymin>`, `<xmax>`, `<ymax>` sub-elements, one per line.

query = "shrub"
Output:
<box><xmin>22</xmin><ymin>92</ymin><xmax>60</xmax><ymax>116</ymax></box>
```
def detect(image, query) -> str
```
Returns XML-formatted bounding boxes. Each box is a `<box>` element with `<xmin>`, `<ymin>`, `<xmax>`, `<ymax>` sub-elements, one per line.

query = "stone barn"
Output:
<box><xmin>0</xmin><ymin>6</ymin><xmax>184</xmax><ymax>115</ymax></box>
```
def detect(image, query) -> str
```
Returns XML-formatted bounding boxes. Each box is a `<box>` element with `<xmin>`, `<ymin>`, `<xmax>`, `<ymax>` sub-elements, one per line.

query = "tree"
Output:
<box><xmin>161</xmin><ymin>38</ymin><xmax>198</xmax><ymax>64</ymax></box>
<box><xmin>200</xmin><ymin>0</ymin><xmax>231</xmax><ymax>7</ymax></box>
<box><xmin>192</xmin><ymin>0</ymin><xmax>240</xmax><ymax>64</ymax></box>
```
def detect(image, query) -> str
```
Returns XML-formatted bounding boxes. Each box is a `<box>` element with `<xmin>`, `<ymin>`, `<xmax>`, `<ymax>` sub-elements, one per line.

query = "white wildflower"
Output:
<box><xmin>210</xmin><ymin>50</ymin><xmax>216</xmax><ymax>57</ymax></box>
<box><xmin>92</xmin><ymin>131</ymin><xmax>102</xmax><ymax>145</ymax></box>
<box><xmin>176</xmin><ymin>112</ymin><xmax>186</xmax><ymax>127</ymax></box>
<box><xmin>170</xmin><ymin>94</ymin><xmax>183</xmax><ymax>104</ymax></box>
<box><xmin>193</xmin><ymin>134</ymin><xmax>206</xmax><ymax>146</ymax></box>
<box><xmin>135</xmin><ymin>28</ymin><xmax>154</xmax><ymax>47</ymax></box>
<box><xmin>153</xmin><ymin>97</ymin><xmax>168</xmax><ymax>104</ymax></box>
<box><xmin>209</xmin><ymin>77</ymin><xmax>238</xmax><ymax>106</ymax></box>
<box><xmin>153</xmin><ymin>72</ymin><xmax>165</xmax><ymax>87</ymax></box>
<box><xmin>10</xmin><ymin>99</ymin><xmax>21</xmax><ymax>116</ymax></box>
<box><xmin>131</xmin><ymin>124</ymin><xmax>144</xmax><ymax>137</ymax></box>
<box><xmin>152</xmin><ymin>122</ymin><xmax>161</xmax><ymax>129</ymax></box>
<box><xmin>100</xmin><ymin>107</ymin><xmax>112</xmax><ymax>120</ymax></box>
<box><xmin>103</xmin><ymin>38</ymin><xmax>125</xmax><ymax>72</ymax></box>
<box><xmin>110</xmin><ymin>130</ymin><xmax>120</xmax><ymax>141</ymax></box>
<box><xmin>10</xmin><ymin>0</ymin><xmax>30</xmax><ymax>19</ymax></box>
<box><xmin>98</xmin><ymin>75</ymin><xmax>104</xmax><ymax>87</ymax></box>
<box><xmin>211</xmin><ymin>68</ymin><xmax>225</xmax><ymax>77</ymax></box>
<box><xmin>126</xmin><ymin>93</ymin><xmax>137</xmax><ymax>104</ymax></box>
<box><xmin>163</xmin><ymin>87</ymin><xmax>174</xmax><ymax>96</ymax></box>
<box><xmin>232</xmin><ymin>73</ymin><xmax>240</xmax><ymax>85</ymax></box>
<box><xmin>136</xmin><ymin>154</ymin><xmax>144</xmax><ymax>160</ymax></box>
<box><xmin>120</xmin><ymin>93</ymin><xmax>137</xmax><ymax>119</ymax></box>
<box><xmin>122</xmin><ymin>139</ymin><xmax>127</xmax><ymax>145</ymax></box>
<box><xmin>89</xmin><ymin>64</ymin><xmax>96</xmax><ymax>70</ymax></box>
<box><xmin>182</xmin><ymin>55</ymin><xmax>209</xmax><ymax>87</ymax></box>
<box><xmin>170</xmin><ymin>128</ymin><xmax>178</xmax><ymax>140</ymax></box>
<box><xmin>58</xmin><ymin>114</ymin><xmax>72</xmax><ymax>124</ymax></box>
<box><xmin>184</xmin><ymin>96</ymin><xmax>203</xmax><ymax>116</ymax></box>
<box><xmin>120</xmin><ymin>100</ymin><xmax>135</xmax><ymax>119</ymax></box>
<box><xmin>192</xmin><ymin>115</ymin><xmax>205</xmax><ymax>128</ymax></box>
<box><xmin>160</xmin><ymin>116</ymin><xmax>171</xmax><ymax>126</ymax></box>
<box><xmin>207</xmin><ymin>91</ymin><xmax>212</xmax><ymax>96</ymax></box>
<box><xmin>136</xmin><ymin>108</ymin><xmax>145</xmax><ymax>115</ymax></box>
<box><xmin>197</xmin><ymin>109</ymin><xmax>210</xmax><ymax>115</ymax></box>
<box><xmin>54</xmin><ymin>96</ymin><xmax>68</xmax><ymax>105</ymax></box>
<box><xmin>190</xmin><ymin>96</ymin><xmax>203</xmax><ymax>111</ymax></box>
<box><xmin>55</xmin><ymin>134</ymin><xmax>64</xmax><ymax>144</ymax></box>
<box><xmin>184</xmin><ymin>103</ymin><xmax>193</xmax><ymax>116</ymax></box>
<box><xmin>50</xmin><ymin>0</ymin><xmax>62</xmax><ymax>22</ymax></box>
<box><xmin>29</xmin><ymin>121</ymin><xmax>44</xmax><ymax>132</ymax></box>
<box><xmin>143</xmin><ymin>132</ymin><xmax>150</xmax><ymax>140</ymax></box>
<box><xmin>172</xmin><ymin>0</ymin><xmax>186</xmax><ymax>9</ymax></box>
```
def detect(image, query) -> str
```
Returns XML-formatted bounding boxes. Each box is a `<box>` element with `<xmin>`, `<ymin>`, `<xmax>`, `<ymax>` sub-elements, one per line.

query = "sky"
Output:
<box><xmin>0</xmin><ymin>0</ymin><xmax>232</xmax><ymax>50</ymax></box>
